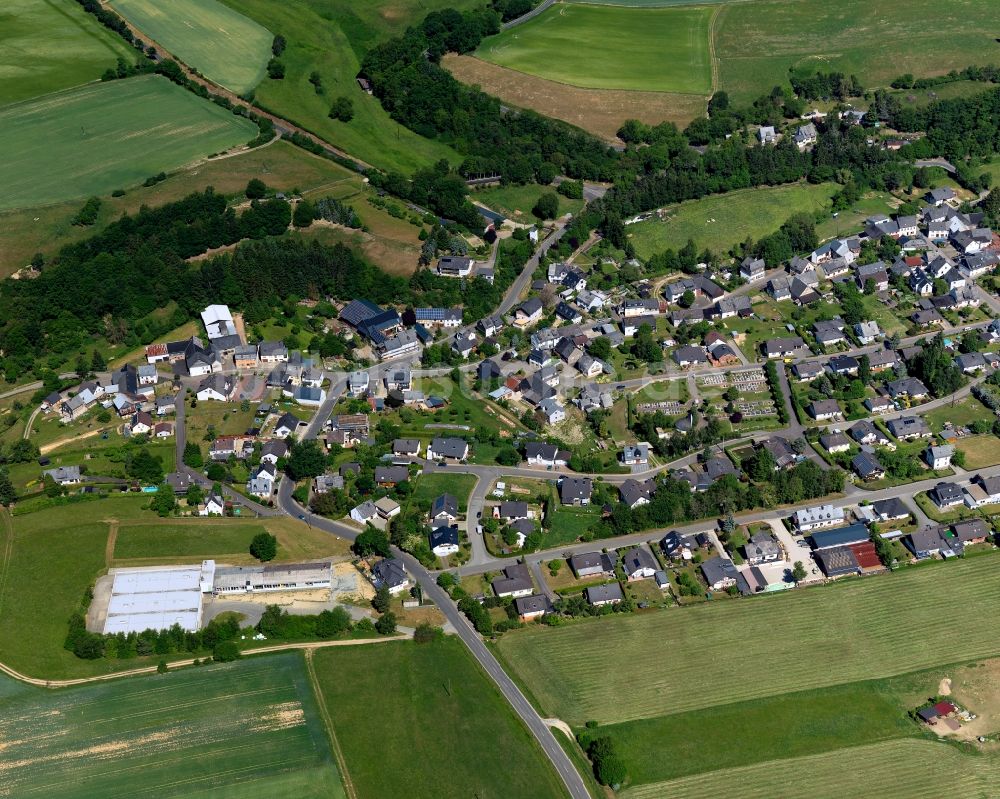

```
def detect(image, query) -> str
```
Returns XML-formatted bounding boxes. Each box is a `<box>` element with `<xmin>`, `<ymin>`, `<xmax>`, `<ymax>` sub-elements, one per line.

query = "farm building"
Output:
<box><xmin>213</xmin><ymin>562</ymin><xmax>333</xmax><ymax>594</ymax></box>
<box><xmin>101</xmin><ymin>563</ymin><xmax>213</xmax><ymax>635</ymax></box>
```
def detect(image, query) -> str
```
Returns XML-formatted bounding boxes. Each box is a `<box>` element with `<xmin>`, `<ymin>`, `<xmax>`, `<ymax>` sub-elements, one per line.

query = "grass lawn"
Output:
<box><xmin>629</xmin><ymin>183</ymin><xmax>839</xmax><ymax>259</ymax></box>
<box><xmin>479</xmin><ymin>3</ymin><xmax>712</xmax><ymax>94</ymax></box>
<box><xmin>184</xmin><ymin>399</ymin><xmax>257</xmax><ymax>446</ymax></box>
<box><xmin>113</xmin><ymin>521</ymin><xmax>268</xmax><ymax>560</ymax></box>
<box><xmin>495</xmin><ymin>552</ymin><xmax>1000</xmax><ymax>725</ymax></box>
<box><xmin>472</xmin><ymin>182</ymin><xmax>583</xmax><ymax>221</ymax></box>
<box><xmin>547</xmin><ymin>502</ymin><xmax>603</xmax><ymax>546</ymax></box>
<box><xmin>111</xmin><ymin>0</ymin><xmax>272</xmax><ymax>94</ymax></box>
<box><xmin>924</xmin><ymin>395</ymin><xmax>992</xmax><ymax>432</ymax></box>
<box><xmin>814</xmin><ymin>190</ymin><xmax>898</xmax><ymax>243</ymax></box>
<box><xmin>956</xmin><ymin>435</ymin><xmax>1000</xmax><ymax>470</ymax></box>
<box><xmin>312</xmin><ymin>638</ymin><xmax>566</xmax><ymax>799</ymax></box>
<box><xmin>410</xmin><ymin>472</ymin><xmax>477</xmax><ymax>512</ymax></box>
<box><xmin>220</xmin><ymin>0</ymin><xmax>465</xmax><ymax>174</ymax></box>
<box><xmin>0</xmin><ymin>0</ymin><xmax>138</xmax><ymax>107</ymax></box>
<box><xmin>714</xmin><ymin>0</ymin><xmax>1000</xmax><ymax>102</ymax></box>
<box><xmin>0</xmin><ymin>652</ymin><xmax>345</xmax><ymax>798</ymax></box>
<box><xmin>0</xmin><ymin>140</ymin><xmax>361</xmax><ymax>276</ymax></box>
<box><xmin>606</xmin><ymin>677</ymin><xmax>922</xmax><ymax>786</ymax></box>
<box><xmin>0</xmin><ymin>74</ymin><xmax>257</xmax><ymax>211</ymax></box>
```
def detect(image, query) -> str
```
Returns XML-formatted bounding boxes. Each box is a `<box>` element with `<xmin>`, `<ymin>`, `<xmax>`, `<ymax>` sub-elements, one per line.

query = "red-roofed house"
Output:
<box><xmin>934</xmin><ymin>701</ymin><xmax>956</xmax><ymax>716</ymax></box>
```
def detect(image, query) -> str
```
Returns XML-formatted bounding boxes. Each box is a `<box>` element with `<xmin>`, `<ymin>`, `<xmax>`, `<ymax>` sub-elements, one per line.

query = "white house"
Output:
<box><xmin>200</xmin><ymin>492</ymin><xmax>226</xmax><ymax>516</ymax></box>
<box><xmin>196</xmin><ymin>374</ymin><xmax>235</xmax><ymax>402</ymax></box>
<box><xmin>247</xmin><ymin>463</ymin><xmax>277</xmax><ymax>499</ymax></box>
<box><xmin>794</xmin><ymin>504</ymin><xmax>846</xmax><ymax>532</ymax></box>
<box><xmin>350</xmin><ymin>500</ymin><xmax>377</xmax><ymax>524</ymax></box>
<box><xmin>925</xmin><ymin>445</ymin><xmax>954</xmax><ymax>470</ymax></box>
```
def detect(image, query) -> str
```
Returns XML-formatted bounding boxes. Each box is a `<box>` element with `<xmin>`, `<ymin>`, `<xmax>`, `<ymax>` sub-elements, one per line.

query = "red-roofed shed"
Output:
<box><xmin>934</xmin><ymin>701</ymin><xmax>956</xmax><ymax>716</ymax></box>
<box><xmin>848</xmin><ymin>541</ymin><xmax>883</xmax><ymax>571</ymax></box>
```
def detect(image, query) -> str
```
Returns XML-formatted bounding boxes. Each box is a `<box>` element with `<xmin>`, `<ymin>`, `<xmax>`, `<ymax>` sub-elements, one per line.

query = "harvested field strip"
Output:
<box><xmin>496</xmin><ymin>553</ymin><xmax>1000</xmax><ymax>725</ymax></box>
<box><xmin>113</xmin><ymin>522</ymin><xmax>267</xmax><ymax>560</ymax></box>
<box><xmin>621</xmin><ymin>739</ymin><xmax>999</xmax><ymax>799</ymax></box>
<box><xmin>0</xmin><ymin>653</ymin><xmax>344</xmax><ymax>798</ymax></box>
<box><xmin>445</xmin><ymin>54</ymin><xmax>706</xmax><ymax>141</ymax></box>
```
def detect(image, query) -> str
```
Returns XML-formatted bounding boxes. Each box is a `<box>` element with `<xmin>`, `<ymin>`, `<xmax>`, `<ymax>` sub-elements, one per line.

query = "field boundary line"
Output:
<box><xmin>707</xmin><ymin>3</ymin><xmax>722</xmax><ymax>92</ymax></box>
<box><xmin>0</xmin><ymin>634</ymin><xmax>408</xmax><ymax>689</ymax></box>
<box><xmin>104</xmin><ymin>520</ymin><xmax>119</xmax><ymax>567</ymax></box>
<box><xmin>305</xmin><ymin>648</ymin><xmax>358</xmax><ymax>799</ymax></box>
<box><xmin>0</xmin><ymin>508</ymin><xmax>14</xmax><ymax>620</ymax></box>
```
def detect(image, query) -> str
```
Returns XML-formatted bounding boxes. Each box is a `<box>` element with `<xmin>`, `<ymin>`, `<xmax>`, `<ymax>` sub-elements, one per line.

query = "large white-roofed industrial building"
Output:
<box><xmin>96</xmin><ymin>560</ymin><xmax>332</xmax><ymax>634</ymax></box>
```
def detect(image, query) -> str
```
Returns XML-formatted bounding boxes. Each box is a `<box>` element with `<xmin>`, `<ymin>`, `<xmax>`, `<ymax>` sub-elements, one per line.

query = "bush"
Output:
<box><xmin>213</xmin><ymin>640</ymin><xmax>241</xmax><ymax>662</ymax></box>
<box><xmin>329</xmin><ymin>96</ymin><xmax>354</xmax><ymax>122</ymax></box>
<box><xmin>249</xmin><ymin>532</ymin><xmax>278</xmax><ymax>562</ymax></box>
<box><xmin>246</xmin><ymin>178</ymin><xmax>267</xmax><ymax>199</ymax></box>
<box><xmin>267</xmin><ymin>58</ymin><xmax>285</xmax><ymax>79</ymax></box>
<box><xmin>532</xmin><ymin>192</ymin><xmax>559</xmax><ymax>220</ymax></box>
<box><xmin>413</xmin><ymin>622</ymin><xmax>444</xmax><ymax>643</ymax></box>
<box><xmin>375</xmin><ymin>611</ymin><xmax>397</xmax><ymax>635</ymax></box>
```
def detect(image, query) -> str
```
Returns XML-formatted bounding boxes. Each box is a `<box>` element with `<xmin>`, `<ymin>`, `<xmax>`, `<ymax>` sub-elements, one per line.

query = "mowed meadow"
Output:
<box><xmin>0</xmin><ymin>0</ymin><xmax>137</xmax><ymax>106</ymax></box>
<box><xmin>496</xmin><ymin>554</ymin><xmax>1000</xmax><ymax>726</ymax></box>
<box><xmin>0</xmin><ymin>653</ymin><xmax>345</xmax><ymax>799</ymax></box>
<box><xmin>110</xmin><ymin>0</ymin><xmax>273</xmax><ymax>94</ymax></box>
<box><xmin>479</xmin><ymin>3</ymin><xmax>713</xmax><ymax>94</ymax></box>
<box><xmin>0</xmin><ymin>74</ymin><xmax>257</xmax><ymax>210</ymax></box>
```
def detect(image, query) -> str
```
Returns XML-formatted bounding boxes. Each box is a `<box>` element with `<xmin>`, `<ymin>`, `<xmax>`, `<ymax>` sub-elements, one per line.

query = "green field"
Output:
<box><xmin>113</xmin><ymin>522</ymin><xmax>268</xmax><ymax>560</ymax></box>
<box><xmin>714</xmin><ymin>0</ymin><xmax>1000</xmax><ymax>102</ymax></box>
<box><xmin>312</xmin><ymin>638</ymin><xmax>566</xmax><ymax>799</ymax></box>
<box><xmin>628</xmin><ymin>182</ymin><xmax>839</xmax><ymax>259</ymax></box>
<box><xmin>0</xmin><ymin>653</ymin><xmax>345</xmax><ymax>798</ymax></box>
<box><xmin>622</xmin><ymin>738</ymin><xmax>1000</xmax><ymax>799</ymax></box>
<box><xmin>410</xmin><ymin>472</ymin><xmax>478</xmax><ymax>512</ymax></box>
<box><xmin>496</xmin><ymin>553</ymin><xmax>1000</xmax><ymax>725</ymax></box>
<box><xmin>479</xmin><ymin>3</ymin><xmax>712</xmax><ymax>94</ymax></box>
<box><xmin>606</xmin><ymin>678</ymin><xmax>919</xmax><ymax>785</ymax></box>
<box><xmin>219</xmin><ymin>0</ymin><xmax>467</xmax><ymax>174</ymax></box>
<box><xmin>0</xmin><ymin>0</ymin><xmax>138</xmax><ymax>107</ymax></box>
<box><xmin>0</xmin><ymin>74</ymin><xmax>257</xmax><ymax>210</ymax></box>
<box><xmin>111</xmin><ymin>0</ymin><xmax>272</xmax><ymax>94</ymax></box>
<box><xmin>472</xmin><ymin>182</ymin><xmax>584</xmax><ymax>220</ymax></box>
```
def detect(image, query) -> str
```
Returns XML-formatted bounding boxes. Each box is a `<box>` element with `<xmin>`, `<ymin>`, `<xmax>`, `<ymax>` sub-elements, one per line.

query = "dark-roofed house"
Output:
<box><xmin>585</xmin><ymin>583</ymin><xmax>624</xmax><ymax>607</ymax></box>
<box><xmin>494</xmin><ymin>501</ymin><xmax>530</xmax><ymax>521</ymax></box>
<box><xmin>815</xmin><ymin>546</ymin><xmax>860</xmax><ymax>578</ymax></box>
<box><xmin>764</xmin><ymin>337</ymin><xmax>804</xmax><ymax>359</ymax></box>
<box><xmin>887</xmin><ymin>377</ymin><xmax>929</xmax><ymax>401</ymax></box>
<box><xmin>427</xmin><ymin>437</ymin><xmax>469</xmax><ymax>461</ymax></box>
<box><xmin>705</xmin><ymin>456</ymin><xmax>740</xmax><ymax>482</ymax></box>
<box><xmin>930</xmin><ymin>481</ymin><xmax>964</xmax><ymax>509</ymax></box>
<box><xmin>429</xmin><ymin>525</ymin><xmax>460</xmax><ymax>557</ymax></box>
<box><xmin>375</xmin><ymin>465</ymin><xmax>409</xmax><ymax>486</ymax></box>
<box><xmin>953</xmin><ymin>518</ymin><xmax>989</xmax><ymax>545</ymax></box>
<box><xmin>393</xmin><ymin>438</ymin><xmax>422</xmax><ymax>457</ymax></box>
<box><xmin>491</xmin><ymin>562</ymin><xmax>534</xmax><ymax>598</ymax></box>
<box><xmin>906</xmin><ymin>527</ymin><xmax>959</xmax><ymax>560</ymax></box>
<box><xmin>371</xmin><ymin>558</ymin><xmax>410</xmax><ymax>594</ymax></box>
<box><xmin>808</xmin><ymin>399</ymin><xmax>843</xmax><ymax>421</ymax></box>
<box><xmin>622</xmin><ymin>547</ymin><xmax>657</xmax><ymax>581</ymax></box>
<box><xmin>430</xmin><ymin>493</ymin><xmax>458</xmax><ymax>523</ymax></box>
<box><xmin>514</xmin><ymin>594</ymin><xmax>551</xmax><ymax>621</ymax></box>
<box><xmin>672</xmin><ymin>345</ymin><xmax>708</xmax><ymax>367</ymax></box>
<box><xmin>852</xmin><ymin>451</ymin><xmax>885</xmax><ymax>481</ymax></box>
<box><xmin>559</xmin><ymin>477</ymin><xmax>592</xmax><ymax>506</ymax></box>
<box><xmin>524</xmin><ymin>442</ymin><xmax>568</xmax><ymax>467</ymax></box>
<box><xmin>701</xmin><ymin>556</ymin><xmax>738</xmax><ymax>591</ymax></box>
<box><xmin>820</xmin><ymin>432</ymin><xmax>852</xmax><ymax>453</ymax></box>
<box><xmin>620</xmin><ymin>478</ymin><xmax>654</xmax><ymax>509</ymax></box>
<box><xmin>760</xmin><ymin>437</ymin><xmax>798</xmax><ymax>470</ymax></box>
<box><xmin>887</xmin><ymin>416</ymin><xmax>931</xmax><ymax>440</ymax></box>
<box><xmin>569</xmin><ymin>551</ymin><xmax>617</xmax><ymax>578</ymax></box>
<box><xmin>872</xmin><ymin>497</ymin><xmax>911</xmax><ymax>522</ymax></box>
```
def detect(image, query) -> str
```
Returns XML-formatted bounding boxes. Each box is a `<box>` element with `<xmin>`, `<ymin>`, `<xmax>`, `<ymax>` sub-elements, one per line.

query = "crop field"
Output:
<box><xmin>479</xmin><ymin>4</ymin><xmax>712</xmax><ymax>94</ymax></box>
<box><xmin>496</xmin><ymin>553</ymin><xmax>1000</xmax><ymax>725</ymax></box>
<box><xmin>0</xmin><ymin>75</ymin><xmax>257</xmax><ymax>211</ymax></box>
<box><xmin>621</xmin><ymin>739</ymin><xmax>999</xmax><ymax>799</ymax></box>
<box><xmin>628</xmin><ymin>182</ymin><xmax>839</xmax><ymax>259</ymax></box>
<box><xmin>312</xmin><ymin>638</ymin><xmax>565</xmax><ymax>799</ymax></box>
<box><xmin>220</xmin><ymin>0</ymin><xmax>465</xmax><ymax>174</ymax></box>
<box><xmin>0</xmin><ymin>653</ymin><xmax>345</xmax><ymax>799</ymax></box>
<box><xmin>714</xmin><ymin>0</ymin><xmax>1000</xmax><ymax>102</ymax></box>
<box><xmin>0</xmin><ymin>139</ymin><xmax>361</xmax><ymax>275</ymax></box>
<box><xmin>1</xmin><ymin>0</ymin><xmax>138</xmax><ymax>107</ymax></box>
<box><xmin>444</xmin><ymin>54</ymin><xmax>706</xmax><ymax>141</ymax></box>
<box><xmin>110</xmin><ymin>0</ymin><xmax>272</xmax><ymax>94</ymax></box>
